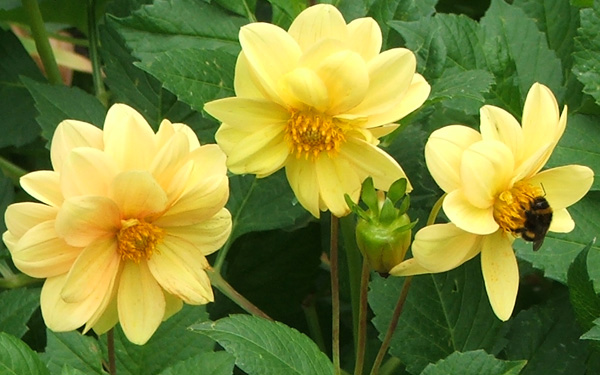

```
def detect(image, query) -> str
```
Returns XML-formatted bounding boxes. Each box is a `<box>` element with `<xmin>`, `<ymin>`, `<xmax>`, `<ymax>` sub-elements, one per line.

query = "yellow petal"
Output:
<box><xmin>315</xmin><ymin>155</ymin><xmax>361</xmax><ymax>217</ymax></box>
<box><xmin>288</xmin><ymin>4</ymin><xmax>348</xmax><ymax>51</ymax></box>
<box><xmin>164</xmin><ymin>208</ymin><xmax>232</xmax><ymax>255</ymax></box>
<box><xmin>20</xmin><ymin>171</ymin><xmax>63</xmax><ymax>207</ymax></box>
<box><xmin>2</xmin><ymin>231</ymin><xmax>17</xmax><ymax>251</ymax></box>
<box><xmin>148</xmin><ymin>234</ymin><xmax>213</xmax><ymax>305</ymax></box>
<box><xmin>526</xmin><ymin>165</ymin><xmax>594</xmax><ymax>210</ymax></box>
<box><xmin>89</xmin><ymin>294</ymin><xmax>118</xmax><ymax>335</ymax></box>
<box><xmin>522</xmin><ymin>83</ymin><xmax>563</xmax><ymax>161</ymax></box>
<box><xmin>548</xmin><ymin>208</ymin><xmax>574</xmax><ymax>233</ymax></box>
<box><xmin>11</xmin><ymin>220</ymin><xmax>81</xmax><ymax>278</ymax></box>
<box><xmin>60</xmin><ymin>237</ymin><xmax>120</xmax><ymax>303</ymax></box>
<box><xmin>286</xmin><ymin>157</ymin><xmax>320</xmax><ymax>218</ymax></box>
<box><xmin>347</xmin><ymin>17</ymin><xmax>382</xmax><ymax>62</ymax></box>
<box><xmin>479</xmin><ymin>105</ymin><xmax>524</xmax><ymax>163</ymax></box>
<box><xmin>51</xmin><ymin>119</ymin><xmax>104</xmax><ymax>172</ymax></box>
<box><xmin>233</xmin><ymin>52</ymin><xmax>265</xmax><ymax>99</ymax></box>
<box><xmin>425</xmin><ymin>125</ymin><xmax>482</xmax><ymax>193</ymax></box>
<box><xmin>239</xmin><ymin>23</ymin><xmax>301</xmax><ymax>103</ymax></box>
<box><xmin>410</xmin><ymin>223</ymin><xmax>482</xmax><ymax>272</ymax></box>
<box><xmin>444</xmin><ymin>190</ymin><xmax>498</xmax><ymax>235</ymax></box>
<box><xmin>339</xmin><ymin>137</ymin><xmax>410</xmax><ymax>192</ymax></box>
<box><xmin>389</xmin><ymin>258</ymin><xmax>431</xmax><ymax>276</ymax></box>
<box><xmin>4</xmin><ymin>202</ymin><xmax>57</xmax><ymax>238</ymax></box>
<box><xmin>150</xmin><ymin>132</ymin><xmax>191</xmax><ymax>192</ymax></box>
<box><xmin>163</xmin><ymin>292</ymin><xmax>184</xmax><ymax>321</ymax></box>
<box><xmin>60</xmin><ymin>147</ymin><xmax>119</xmax><ymax>199</ymax></box>
<box><xmin>118</xmin><ymin>261</ymin><xmax>165</xmax><ymax>345</ymax></box>
<box><xmin>156</xmin><ymin>120</ymin><xmax>200</xmax><ymax>151</ymax></box>
<box><xmin>103</xmin><ymin>103</ymin><xmax>157</xmax><ymax>172</ymax></box>
<box><xmin>480</xmin><ymin>231</ymin><xmax>519</xmax><ymax>321</ymax></box>
<box><xmin>109</xmin><ymin>171</ymin><xmax>168</xmax><ymax>219</ymax></box>
<box><xmin>461</xmin><ymin>140</ymin><xmax>514</xmax><ymax>208</ymax></box>
<box><xmin>55</xmin><ymin>196</ymin><xmax>120</xmax><ymax>248</ymax></box>
<box><xmin>204</xmin><ymin>97</ymin><xmax>290</xmax><ymax>132</ymax></box>
<box><xmin>348</xmin><ymin>48</ymin><xmax>416</xmax><ymax>117</ymax></box>
<box><xmin>316</xmin><ymin>51</ymin><xmax>369</xmax><ymax>113</ymax></box>
<box><xmin>278</xmin><ymin>68</ymin><xmax>330</xmax><ymax>111</ymax></box>
<box><xmin>185</xmin><ymin>144</ymin><xmax>228</xmax><ymax>191</ymax></box>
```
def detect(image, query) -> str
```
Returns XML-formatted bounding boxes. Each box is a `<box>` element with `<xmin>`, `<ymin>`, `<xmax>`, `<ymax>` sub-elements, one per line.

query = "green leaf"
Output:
<box><xmin>369</xmin><ymin>258</ymin><xmax>508</xmax><ymax>375</ymax></box>
<box><xmin>109</xmin><ymin>0</ymin><xmax>246</xmax><ymax>61</ymax></box>
<box><xmin>103</xmin><ymin>305</ymin><xmax>215</xmax><ymax>375</ymax></box>
<box><xmin>573</xmin><ymin>1</ymin><xmax>600</xmax><ymax>106</ymax></box>
<box><xmin>367</xmin><ymin>0</ymin><xmax>436</xmax><ymax>47</ymax></box>
<box><xmin>504</xmin><ymin>290</ymin><xmax>589</xmax><ymax>375</ymax></box>
<box><xmin>567</xmin><ymin>241</ymin><xmax>600</xmax><ymax>332</ymax></box>
<box><xmin>136</xmin><ymin>48</ymin><xmax>236</xmax><ymax>112</ymax></box>
<box><xmin>516</xmin><ymin>192</ymin><xmax>600</xmax><ymax>284</ymax></box>
<box><xmin>214</xmin><ymin>0</ymin><xmax>256</xmax><ymax>18</ymax></box>
<box><xmin>428</xmin><ymin>69</ymin><xmax>494</xmax><ymax>114</ymax></box>
<box><xmin>59</xmin><ymin>366</ymin><xmax>88</xmax><ymax>375</ymax></box>
<box><xmin>421</xmin><ymin>350</ymin><xmax>525</xmax><ymax>375</ymax></box>
<box><xmin>581</xmin><ymin>317</ymin><xmax>600</xmax><ymax>340</ymax></box>
<box><xmin>0</xmin><ymin>172</ymin><xmax>14</xmax><ymax>233</ymax></box>
<box><xmin>158</xmin><ymin>352</ymin><xmax>235</xmax><ymax>375</ymax></box>
<box><xmin>0</xmin><ymin>332</ymin><xmax>49</xmax><ymax>375</ymax></box>
<box><xmin>266</xmin><ymin>0</ymin><xmax>306</xmax><ymax>21</ymax></box>
<box><xmin>22</xmin><ymin>78</ymin><xmax>107</xmax><ymax>143</ymax></box>
<box><xmin>191</xmin><ymin>315</ymin><xmax>334</xmax><ymax>375</ymax></box>
<box><xmin>226</xmin><ymin>171</ymin><xmax>311</xmax><ymax>244</ymax></box>
<box><xmin>41</xmin><ymin>331</ymin><xmax>104</xmax><ymax>375</ymax></box>
<box><xmin>0</xmin><ymin>29</ymin><xmax>44</xmax><ymax>148</ymax></box>
<box><xmin>0</xmin><ymin>288</ymin><xmax>40</xmax><ymax>339</ymax></box>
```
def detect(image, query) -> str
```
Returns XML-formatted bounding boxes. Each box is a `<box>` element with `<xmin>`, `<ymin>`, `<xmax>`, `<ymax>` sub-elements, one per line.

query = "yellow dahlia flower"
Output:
<box><xmin>2</xmin><ymin>104</ymin><xmax>231</xmax><ymax>344</ymax></box>
<box><xmin>204</xmin><ymin>4</ymin><xmax>430</xmax><ymax>218</ymax></box>
<box><xmin>391</xmin><ymin>83</ymin><xmax>594</xmax><ymax>320</ymax></box>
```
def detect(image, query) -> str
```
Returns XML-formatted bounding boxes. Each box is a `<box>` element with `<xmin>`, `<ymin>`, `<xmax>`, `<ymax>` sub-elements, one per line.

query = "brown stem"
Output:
<box><xmin>330</xmin><ymin>215</ymin><xmax>341</xmax><ymax>375</ymax></box>
<box><xmin>107</xmin><ymin>329</ymin><xmax>116</xmax><ymax>375</ymax></box>
<box><xmin>354</xmin><ymin>260</ymin><xmax>370</xmax><ymax>375</ymax></box>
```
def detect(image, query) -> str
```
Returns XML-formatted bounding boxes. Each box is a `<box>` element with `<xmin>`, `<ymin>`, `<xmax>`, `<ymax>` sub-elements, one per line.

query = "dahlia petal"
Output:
<box><xmin>51</xmin><ymin>119</ymin><xmax>104</xmax><ymax>172</ymax></box>
<box><xmin>55</xmin><ymin>196</ymin><xmax>120</xmax><ymax>248</ymax></box>
<box><xmin>60</xmin><ymin>148</ymin><xmax>119</xmax><ymax>198</ymax></box>
<box><xmin>185</xmin><ymin>145</ymin><xmax>228</xmax><ymax>189</ymax></box>
<box><xmin>148</xmin><ymin>235</ymin><xmax>213</xmax><ymax>305</ymax></box>
<box><xmin>20</xmin><ymin>171</ymin><xmax>63</xmax><ymax>207</ymax></box>
<box><xmin>299</xmin><ymin>38</ymin><xmax>346</xmax><ymax>70</ymax></box>
<box><xmin>164</xmin><ymin>208</ymin><xmax>232</xmax><ymax>255</ymax></box>
<box><xmin>118</xmin><ymin>261</ymin><xmax>165</xmax><ymax>345</ymax></box>
<box><xmin>461</xmin><ymin>140</ymin><xmax>514</xmax><ymax>209</ymax></box>
<box><xmin>288</xmin><ymin>4</ymin><xmax>348</xmax><ymax>51</ymax></box>
<box><xmin>410</xmin><ymin>223</ymin><xmax>482</xmax><ymax>272</ymax></box>
<box><xmin>163</xmin><ymin>292</ymin><xmax>184</xmax><ymax>321</ymax></box>
<box><xmin>389</xmin><ymin>258</ymin><xmax>431</xmax><ymax>276</ymax></box>
<box><xmin>89</xmin><ymin>294</ymin><xmax>118</xmax><ymax>335</ymax></box>
<box><xmin>425</xmin><ymin>125</ymin><xmax>482</xmax><ymax>193</ymax></box>
<box><xmin>348</xmin><ymin>48</ymin><xmax>416</xmax><ymax>117</ymax></box>
<box><xmin>511</xmin><ymin>141</ymin><xmax>553</xmax><ymax>182</ymax></box>
<box><xmin>526</xmin><ymin>165</ymin><xmax>594</xmax><ymax>209</ymax></box>
<box><xmin>316</xmin><ymin>51</ymin><xmax>369</xmax><ymax>113</ymax></box>
<box><xmin>4</xmin><ymin>202</ymin><xmax>57</xmax><ymax>238</ymax></box>
<box><xmin>339</xmin><ymin>138</ymin><xmax>409</xmax><ymax>192</ymax></box>
<box><xmin>109</xmin><ymin>171</ymin><xmax>168</xmax><ymax>219</ymax></box>
<box><xmin>150</xmin><ymin>132</ymin><xmax>190</xmax><ymax>191</ymax></box>
<box><xmin>2</xmin><ymin>232</ymin><xmax>17</xmax><ymax>251</ymax></box>
<box><xmin>239</xmin><ymin>23</ymin><xmax>301</xmax><ymax>102</ymax></box>
<box><xmin>548</xmin><ymin>208</ymin><xmax>575</xmax><ymax>233</ymax></box>
<box><xmin>444</xmin><ymin>190</ymin><xmax>499</xmax><ymax>235</ymax></box>
<box><xmin>522</xmin><ymin>83</ymin><xmax>562</xmax><ymax>160</ymax></box>
<box><xmin>347</xmin><ymin>17</ymin><xmax>382</xmax><ymax>62</ymax></box>
<box><xmin>286</xmin><ymin>157</ymin><xmax>320</xmax><ymax>218</ymax></box>
<box><xmin>61</xmin><ymin>237</ymin><xmax>120</xmax><ymax>303</ymax></box>
<box><xmin>480</xmin><ymin>231</ymin><xmax>519</xmax><ymax>321</ymax></box>
<box><xmin>204</xmin><ymin>97</ymin><xmax>290</xmax><ymax>132</ymax></box>
<box><xmin>278</xmin><ymin>68</ymin><xmax>330</xmax><ymax>111</ymax></box>
<box><xmin>11</xmin><ymin>220</ymin><xmax>81</xmax><ymax>278</ymax></box>
<box><xmin>234</xmin><ymin>52</ymin><xmax>264</xmax><ymax>99</ymax></box>
<box><xmin>479</xmin><ymin>105</ymin><xmax>524</xmax><ymax>163</ymax></box>
<box><xmin>156</xmin><ymin>120</ymin><xmax>200</xmax><ymax>151</ymax></box>
<box><xmin>315</xmin><ymin>155</ymin><xmax>361</xmax><ymax>217</ymax></box>
<box><xmin>103</xmin><ymin>104</ymin><xmax>157</xmax><ymax>171</ymax></box>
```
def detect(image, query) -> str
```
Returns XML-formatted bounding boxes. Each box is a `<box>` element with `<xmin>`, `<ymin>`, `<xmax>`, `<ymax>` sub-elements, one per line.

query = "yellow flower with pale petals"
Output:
<box><xmin>391</xmin><ymin>83</ymin><xmax>594</xmax><ymax>320</ymax></box>
<box><xmin>204</xmin><ymin>4</ymin><xmax>430</xmax><ymax>218</ymax></box>
<box><xmin>2</xmin><ymin>104</ymin><xmax>232</xmax><ymax>345</ymax></box>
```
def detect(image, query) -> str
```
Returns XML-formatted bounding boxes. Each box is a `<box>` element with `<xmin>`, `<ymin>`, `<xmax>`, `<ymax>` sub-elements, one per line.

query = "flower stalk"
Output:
<box><xmin>87</xmin><ymin>0</ymin><xmax>108</xmax><ymax>106</ymax></box>
<box><xmin>330</xmin><ymin>215</ymin><xmax>341</xmax><ymax>375</ymax></box>
<box><xmin>354</xmin><ymin>260</ymin><xmax>370</xmax><ymax>375</ymax></box>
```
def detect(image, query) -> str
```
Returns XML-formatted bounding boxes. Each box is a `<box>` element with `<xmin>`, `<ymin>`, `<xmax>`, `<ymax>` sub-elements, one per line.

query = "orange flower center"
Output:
<box><xmin>117</xmin><ymin>218</ymin><xmax>164</xmax><ymax>263</ymax></box>
<box><xmin>285</xmin><ymin>110</ymin><xmax>346</xmax><ymax>160</ymax></box>
<box><xmin>493</xmin><ymin>182</ymin><xmax>542</xmax><ymax>233</ymax></box>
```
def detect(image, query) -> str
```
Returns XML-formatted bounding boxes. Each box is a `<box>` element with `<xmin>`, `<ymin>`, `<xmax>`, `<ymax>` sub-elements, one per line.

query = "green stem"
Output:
<box><xmin>369</xmin><ymin>276</ymin><xmax>413</xmax><ymax>375</ymax></box>
<box><xmin>378</xmin><ymin>357</ymin><xmax>402</xmax><ymax>375</ymax></box>
<box><xmin>302</xmin><ymin>294</ymin><xmax>327</xmax><ymax>353</ymax></box>
<box><xmin>22</xmin><ymin>0</ymin><xmax>62</xmax><ymax>85</ymax></box>
<box><xmin>330</xmin><ymin>215</ymin><xmax>341</xmax><ymax>375</ymax></box>
<box><xmin>242</xmin><ymin>0</ymin><xmax>257</xmax><ymax>22</ymax></box>
<box><xmin>340</xmin><ymin>215</ymin><xmax>362</xmax><ymax>353</ymax></box>
<box><xmin>87</xmin><ymin>0</ymin><xmax>108</xmax><ymax>106</ymax></box>
<box><xmin>107</xmin><ymin>329</ymin><xmax>116</xmax><ymax>375</ymax></box>
<box><xmin>206</xmin><ymin>267</ymin><xmax>273</xmax><ymax>321</ymax></box>
<box><xmin>0</xmin><ymin>274</ymin><xmax>40</xmax><ymax>289</ymax></box>
<box><xmin>353</xmin><ymin>261</ymin><xmax>370</xmax><ymax>375</ymax></box>
<box><xmin>426</xmin><ymin>193</ymin><xmax>446</xmax><ymax>226</ymax></box>
<box><xmin>0</xmin><ymin>156</ymin><xmax>27</xmax><ymax>185</ymax></box>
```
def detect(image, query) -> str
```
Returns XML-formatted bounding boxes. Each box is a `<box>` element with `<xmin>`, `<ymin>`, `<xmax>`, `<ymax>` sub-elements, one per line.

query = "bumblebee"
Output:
<box><xmin>515</xmin><ymin>196</ymin><xmax>553</xmax><ymax>251</ymax></box>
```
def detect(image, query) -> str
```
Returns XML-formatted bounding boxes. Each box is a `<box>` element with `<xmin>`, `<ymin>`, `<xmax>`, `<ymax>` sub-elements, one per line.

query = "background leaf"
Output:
<box><xmin>0</xmin><ymin>332</ymin><xmax>49</xmax><ymax>375</ymax></box>
<box><xmin>573</xmin><ymin>1</ymin><xmax>600</xmax><ymax>106</ymax></box>
<box><xmin>421</xmin><ymin>350</ymin><xmax>525</xmax><ymax>375</ymax></box>
<box><xmin>41</xmin><ymin>331</ymin><xmax>104</xmax><ymax>375</ymax></box>
<box><xmin>158</xmin><ymin>351</ymin><xmax>234</xmax><ymax>375</ymax></box>
<box><xmin>0</xmin><ymin>288</ymin><xmax>40</xmax><ymax>339</ymax></box>
<box><xmin>567</xmin><ymin>242</ymin><xmax>600</xmax><ymax>333</ymax></box>
<box><xmin>192</xmin><ymin>315</ymin><xmax>334</xmax><ymax>375</ymax></box>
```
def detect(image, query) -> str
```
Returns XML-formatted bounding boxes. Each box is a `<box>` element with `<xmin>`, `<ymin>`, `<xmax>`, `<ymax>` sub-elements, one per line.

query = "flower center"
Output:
<box><xmin>117</xmin><ymin>218</ymin><xmax>165</xmax><ymax>263</ymax></box>
<box><xmin>285</xmin><ymin>110</ymin><xmax>346</xmax><ymax>160</ymax></box>
<box><xmin>493</xmin><ymin>182</ymin><xmax>543</xmax><ymax>234</ymax></box>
